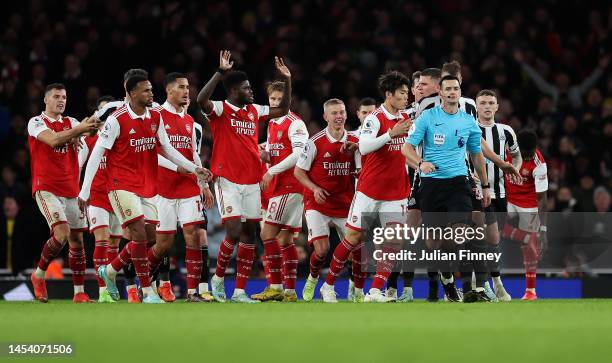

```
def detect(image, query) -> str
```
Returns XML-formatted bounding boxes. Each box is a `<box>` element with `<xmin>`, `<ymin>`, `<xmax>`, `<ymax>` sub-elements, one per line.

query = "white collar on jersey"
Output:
<box><xmin>380</xmin><ymin>104</ymin><xmax>402</xmax><ymax>120</ymax></box>
<box><xmin>162</xmin><ymin>101</ymin><xmax>185</xmax><ymax>117</ymax></box>
<box><xmin>325</xmin><ymin>127</ymin><xmax>347</xmax><ymax>143</ymax></box>
<box><xmin>126</xmin><ymin>102</ymin><xmax>150</xmax><ymax>120</ymax></box>
<box><xmin>224</xmin><ymin>100</ymin><xmax>249</xmax><ymax>112</ymax></box>
<box><xmin>41</xmin><ymin>112</ymin><xmax>63</xmax><ymax>123</ymax></box>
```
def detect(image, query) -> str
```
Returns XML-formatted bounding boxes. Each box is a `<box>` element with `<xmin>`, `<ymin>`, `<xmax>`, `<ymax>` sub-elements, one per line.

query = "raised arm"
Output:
<box><xmin>197</xmin><ymin>50</ymin><xmax>233</xmax><ymax>114</ymax></box>
<box><xmin>268</xmin><ymin>57</ymin><xmax>292</xmax><ymax>119</ymax></box>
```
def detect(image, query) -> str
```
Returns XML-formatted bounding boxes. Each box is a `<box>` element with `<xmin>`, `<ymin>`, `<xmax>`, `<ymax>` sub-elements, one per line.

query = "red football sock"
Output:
<box><xmin>93</xmin><ymin>240</ymin><xmax>109</xmax><ymax>287</ymax></box>
<box><xmin>68</xmin><ymin>246</ymin><xmax>86</xmax><ymax>286</ymax></box>
<box><xmin>147</xmin><ymin>245</ymin><xmax>163</xmax><ymax>274</ymax></box>
<box><xmin>262</xmin><ymin>238</ymin><xmax>282</xmax><ymax>285</ymax></box>
<box><xmin>351</xmin><ymin>243</ymin><xmax>366</xmax><ymax>289</ymax></box>
<box><xmin>281</xmin><ymin>243</ymin><xmax>298</xmax><ymax>289</ymax></box>
<box><xmin>38</xmin><ymin>236</ymin><xmax>63</xmax><ymax>270</ymax></box>
<box><xmin>309</xmin><ymin>252</ymin><xmax>326</xmax><ymax>278</ymax></box>
<box><xmin>325</xmin><ymin>238</ymin><xmax>353</xmax><ymax>286</ymax></box>
<box><xmin>129</xmin><ymin>240</ymin><xmax>150</xmax><ymax>287</ymax></box>
<box><xmin>235</xmin><ymin>242</ymin><xmax>255</xmax><ymax>289</ymax></box>
<box><xmin>522</xmin><ymin>233</ymin><xmax>538</xmax><ymax>289</ymax></box>
<box><xmin>111</xmin><ymin>244</ymin><xmax>131</xmax><ymax>271</ymax></box>
<box><xmin>370</xmin><ymin>245</ymin><xmax>399</xmax><ymax>290</ymax></box>
<box><xmin>107</xmin><ymin>245</ymin><xmax>119</xmax><ymax>264</ymax></box>
<box><xmin>185</xmin><ymin>245</ymin><xmax>202</xmax><ymax>290</ymax></box>
<box><xmin>215</xmin><ymin>239</ymin><xmax>236</xmax><ymax>278</ymax></box>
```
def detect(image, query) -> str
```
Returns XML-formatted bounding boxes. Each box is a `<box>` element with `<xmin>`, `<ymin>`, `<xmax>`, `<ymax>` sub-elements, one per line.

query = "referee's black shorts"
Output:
<box><xmin>484</xmin><ymin>197</ymin><xmax>507</xmax><ymax>226</ymax></box>
<box><xmin>419</xmin><ymin>176</ymin><xmax>473</xmax><ymax>227</ymax></box>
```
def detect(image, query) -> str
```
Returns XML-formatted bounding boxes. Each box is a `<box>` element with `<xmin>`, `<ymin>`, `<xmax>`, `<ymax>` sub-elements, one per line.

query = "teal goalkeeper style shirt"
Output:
<box><xmin>407</xmin><ymin>105</ymin><xmax>482</xmax><ymax>179</ymax></box>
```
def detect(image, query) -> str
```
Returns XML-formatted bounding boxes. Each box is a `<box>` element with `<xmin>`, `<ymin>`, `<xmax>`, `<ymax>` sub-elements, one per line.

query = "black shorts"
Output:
<box><xmin>484</xmin><ymin>197</ymin><xmax>507</xmax><ymax>225</ymax></box>
<box><xmin>419</xmin><ymin>176</ymin><xmax>473</xmax><ymax>227</ymax></box>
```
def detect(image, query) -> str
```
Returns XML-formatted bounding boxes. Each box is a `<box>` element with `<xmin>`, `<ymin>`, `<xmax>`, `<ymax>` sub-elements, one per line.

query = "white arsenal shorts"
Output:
<box><xmin>87</xmin><ymin>205</ymin><xmax>123</xmax><ymax>237</ymax></box>
<box><xmin>305</xmin><ymin>209</ymin><xmax>346</xmax><ymax>244</ymax></box>
<box><xmin>214</xmin><ymin>177</ymin><xmax>261</xmax><ymax>223</ymax></box>
<box><xmin>108</xmin><ymin>190</ymin><xmax>158</xmax><ymax>228</ymax></box>
<box><xmin>34</xmin><ymin>190</ymin><xmax>87</xmax><ymax>231</ymax></box>
<box><xmin>507</xmin><ymin>202</ymin><xmax>540</xmax><ymax>232</ymax></box>
<box><xmin>264</xmin><ymin>193</ymin><xmax>303</xmax><ymax>232</ymax></box>
<box><xmin>157</xmin><ymin>195</ymin><xmax>204</xmax><ymax>233</ymax></box>
<box><xmin>346</xmin><ymin>191</ymin><xmax>407</xmax><ymax>231</ymax></box>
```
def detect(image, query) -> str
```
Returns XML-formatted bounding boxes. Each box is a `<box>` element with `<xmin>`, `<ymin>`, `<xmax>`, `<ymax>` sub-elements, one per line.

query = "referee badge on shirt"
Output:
<box><xmin>434</xmin><ymin>133</ymin><xmax>445</xmax><ymax>145</ymax></box>
<box><xmin>457</xmin><ymin>136</ymin><xmax>465</xmax><ymax>147</ymax></box>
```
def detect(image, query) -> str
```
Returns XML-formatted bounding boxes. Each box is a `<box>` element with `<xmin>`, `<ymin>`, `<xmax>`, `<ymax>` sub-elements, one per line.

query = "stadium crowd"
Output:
<box><xmin>0</xmin><ymin>0</ymin><xmax>611</xmax><ymax>280</ymax></box>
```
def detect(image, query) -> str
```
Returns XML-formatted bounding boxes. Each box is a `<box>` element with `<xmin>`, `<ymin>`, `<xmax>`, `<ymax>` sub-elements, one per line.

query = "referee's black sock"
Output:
<box><xmin>402</xmin><ymin>270</ymin><xmax>415</xmax><ymax>288</ymax></box>
<box><xmin>460</xmin><ymin>242</ymin><xmax>474</xmax><ymax>292</ymax></box>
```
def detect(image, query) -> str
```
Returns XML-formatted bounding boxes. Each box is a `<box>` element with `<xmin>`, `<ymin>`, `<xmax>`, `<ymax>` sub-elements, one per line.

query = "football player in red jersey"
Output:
<box><xmin>320</xmin><ymin>71</ymin><xmax>413</xmax><ymax>303</ymax></box>
<box><xmin>252</xmin><ymin>81</ymin><xmax>308</xmax><ymax>302</ymax></box>
<box><xmin>295</xmin><ymin>98</ymin><xmax>361</xmax><ymax>302</ymax></box>
<box><xmin>29</xmin><ymin>83</ymin><xmax>99</xmax><ymax>303</ymax></box>
<box><xmin>503</xmin><ymin>130</ymin><xmax>548</xmax><ymax>300</ymax></box>
<box><xmin>153</xmin><ymin>72</ymin><xmax>214</xmax><ymax>302</ymax></box>
<box><xmin>196</xmin><ymin>50</ymin><xmax>292</xmax><ymax>303</ymax></box>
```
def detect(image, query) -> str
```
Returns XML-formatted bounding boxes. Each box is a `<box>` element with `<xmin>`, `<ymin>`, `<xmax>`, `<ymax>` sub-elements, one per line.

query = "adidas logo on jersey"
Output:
<box><xmin>165</xmin><ymin>124</ymin><xmax>171</xmax><ymax>129</ymax></box>
<box><xmin>129</xmin><ymin>128</ymin><xmax>136</xmax><ymax>134</ymax></box>
<box><xmin>324</xmin><ymin>152</ymin><xmax>332</xmax><ymax>158</ymax></box>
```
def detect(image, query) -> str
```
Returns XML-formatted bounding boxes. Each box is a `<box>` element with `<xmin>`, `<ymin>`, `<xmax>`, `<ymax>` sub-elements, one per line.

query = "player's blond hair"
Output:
<box><xmin>323</xmin><ymin>98</ymin><xmax>345</xmax><ymax>112</ymax></box>
<box><xmin>266</xmin><ymin>81</ymin><xmax>285</xmax><ymax>95</ymax></box>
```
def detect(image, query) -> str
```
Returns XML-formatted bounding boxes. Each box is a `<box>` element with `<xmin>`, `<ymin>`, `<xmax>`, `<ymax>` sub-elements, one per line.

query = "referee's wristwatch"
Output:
<box><xmin>481</xmin><ymin>184</ymin><xmax>490</xmax><ymax>189</ymax></box>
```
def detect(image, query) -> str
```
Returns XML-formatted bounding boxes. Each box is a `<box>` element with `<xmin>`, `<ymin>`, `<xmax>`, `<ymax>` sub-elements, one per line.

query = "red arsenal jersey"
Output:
<box><xmin>266</xmin><ymin>112</ymin><xmax>308</xmax><ymax>197</ymax></box>
<box><xmin>506</xmin><ymin>149</ymin><xmax>548</xmax><ymax>208</ymax></box>
<box><xmin>154</xmin><ymin>102</ymin><xmax>199</xmax><ymax>199</ymax></box>
<box><xmin>28</xmin><ymin>113</ymin><xmax>80</xmax><ymax>197</ymax></box>
<box><xmin>357</xmin><ymin>105</ymin><xmax>411</xmax><ymax>201</ymax></box>
<box><xmin>296</xmin><ymin>128</ymin><xmax>359</xmax><ymax>217</ymax></box>
<box><xmin>207</xmin><ymin>100</ymin><xmax>269</xmax><ymax>185</ymax></box>
<box><xmin>98</xmin><ymin>104</ymin><xmax>162</xmax><ymax>198</ymax></box>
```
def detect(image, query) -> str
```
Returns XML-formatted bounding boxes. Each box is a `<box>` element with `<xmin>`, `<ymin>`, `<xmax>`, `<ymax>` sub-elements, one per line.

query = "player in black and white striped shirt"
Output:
<box><xmin>475</xmin><ymin>89</ymin><xmax>521</xmax><ymax>302</ymax></box>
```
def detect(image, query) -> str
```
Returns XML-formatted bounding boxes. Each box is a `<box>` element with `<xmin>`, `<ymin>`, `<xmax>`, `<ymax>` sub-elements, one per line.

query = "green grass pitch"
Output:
<box><xmin>1</xmin><ymin>300</ymin><xmax>611</xmax><ymax>363</ymax></box>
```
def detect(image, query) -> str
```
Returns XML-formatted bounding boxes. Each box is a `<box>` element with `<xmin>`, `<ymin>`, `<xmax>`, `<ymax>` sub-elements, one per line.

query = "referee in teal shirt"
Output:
<box><xmin>402</xmin><ymin>75</ymin><xmax>491</xmax><ymax>302</ymax></box>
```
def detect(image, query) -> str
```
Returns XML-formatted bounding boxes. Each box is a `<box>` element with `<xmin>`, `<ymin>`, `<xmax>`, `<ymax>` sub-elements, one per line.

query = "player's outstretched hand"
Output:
<box><xmin>219</xmin><ymin>50</ymin><xmax>234</xmax><ymax>71</ymax></box>
<box><xmin>195</xmin><ymin>167</ymin><xmax>212</xmax><ymax>182</ymax></box>
<box><xmin>275</xmin><ymin>57</ymin><xmax>291</xmax><ymax>78</ymax></box>
<box><xmin>202</xmin><ymin>187</ymin><xmax>214</xmax><ymax>209</ymax></box>
<box><xmin>419</xmin><ymin>161</ymin><xmax>436</xmax><ymax>174</ymax></box>
<box><xmin>481</xmin><ymin>188</ymin><xmax>491</xmax><ymax>208</ymax></box>
<box><xmin>340</xmin><ymin>141</ymin><xmax>358</xmax><ymax>154</ymax></box>
<box><xmin>389</xmin><ymin>119</ymin><xmax>412</xmax><ymax>137</ymax></box>
<box><xmin>314</xmin><ymin>187</ymin><xmax>329</xmax><ymax>204</ymax></box>
<box><xmin>502</xmin><ymin>162</ymin><xmax>522</xmax><ymax>184</ymax></box>
<box><xmin>260</xmin><ymin>172</ymin><xmax>273</xmax><ymax>190</ymax></box>
<box><xmin>537</xmin><ymin>231</ymin><xmax>548</xmax><ymax>260</ymax></box>
<box><xmin>77</xmin><ymin>197</ymin><xmax>88</xmax><ymax>213</ymax></box>
<box><xmin>78</xmin><ymin>117</ymin><xmax>98</xmax><ymax>135</ymax></box>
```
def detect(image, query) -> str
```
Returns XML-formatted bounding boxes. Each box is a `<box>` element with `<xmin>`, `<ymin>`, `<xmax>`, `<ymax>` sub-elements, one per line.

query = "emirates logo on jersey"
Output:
<box><xmin>186</xmin><ymin>124</ymin><xmax>191</xmax><ymax>134</ymax></box>
<box><xmin>151</xmin><ymin>123</ymin><xmax>158</xmax><ymax>133</ymax></box>
<box><xmin>247</xmin><ymin>112</ymin><xmax>255</xmax><ymax>121</ymax></box>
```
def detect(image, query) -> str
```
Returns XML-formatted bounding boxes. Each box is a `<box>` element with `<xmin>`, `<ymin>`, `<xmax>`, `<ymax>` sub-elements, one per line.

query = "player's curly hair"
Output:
<box><xmin>517</xmin><ymin>130</ymin><xmax>538</xmax><ymax>152</ymax></box>
<box><xmin>223</xmin><ymin>71</ymin><xmax>249</xmax><ymax>93</ymax></box>
<box><xmin>377</xmin><ymin>71</ymin><xmax>410</xmax><ymax>98</ymax></box>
